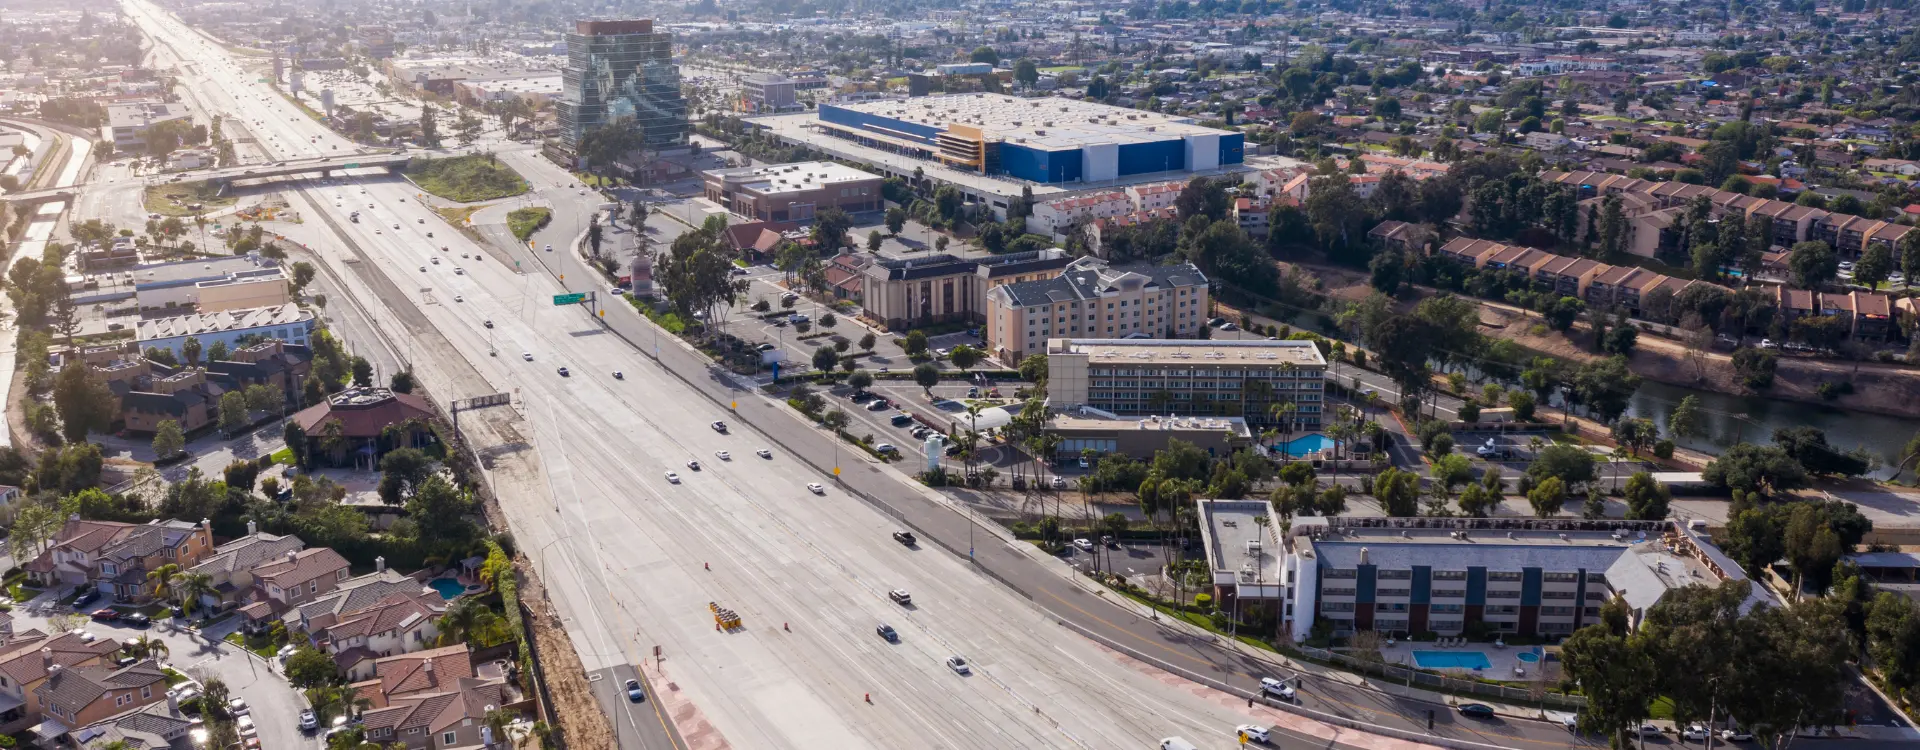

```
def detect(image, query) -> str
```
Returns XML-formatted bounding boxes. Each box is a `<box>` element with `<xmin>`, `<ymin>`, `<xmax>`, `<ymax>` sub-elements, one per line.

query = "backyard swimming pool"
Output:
<box><xmin>1276</xmin><ymin>434</ymin><xmax>1335</xmax><ymax>454</ymax></box>
<box><xmin>1516</xmin><ymin>652</ymin><xmax>1541</xmax><ymax>663</ymax></box>
<box><xmin>428</xmin><ymin>578</ymin><xmax>466</xmax><ymax>600</ymax></box>
<box><xmin>1412</xmin><ymin>651</ymin><xmax>1493</xmax><ymax>670</ymax></box>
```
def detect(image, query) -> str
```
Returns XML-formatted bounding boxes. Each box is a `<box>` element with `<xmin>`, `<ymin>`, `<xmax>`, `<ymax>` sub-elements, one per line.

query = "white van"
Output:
<box><xmin>1159</xmin><ymin>739</ymin><xmax>1199</xmax><ymax>750</ymax></box>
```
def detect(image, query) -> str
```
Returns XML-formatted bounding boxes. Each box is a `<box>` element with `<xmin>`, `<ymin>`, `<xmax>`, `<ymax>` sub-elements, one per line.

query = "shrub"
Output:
<box><xmin>1194</xmin><ymin>593</ymin><xmax>1215</xmax><ymax>611</ymax></box>
<box><xmin>1653</xmin><ymin>440</ymin><xmax>1675</xmax><ymax>459</ymax></box>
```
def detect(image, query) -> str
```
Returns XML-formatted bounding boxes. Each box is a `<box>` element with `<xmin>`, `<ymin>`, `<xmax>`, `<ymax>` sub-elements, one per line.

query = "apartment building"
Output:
<box><xmin>984</xmin><ymin>257</ymin><xmax>1210</xmax><ymax>361</ymax></box>
<box><xmin>1542</xmin><ymin>170</ymin><xmax>1916</xmax><ymax>258</ymax></box>
<box><xmin>1046</xmin><ymin>338</ymin><xmax>1327</xmax><ymax>429</ymax></box>
<box><xmin>1029</xmin><ymin>190</ymin><xmax>1133</xmax><ymax>240</ymax></box>
<box><xmin>23</xmin><ymin>518</ymin><xmax>214</xmax><ymax>600</ymax></box>
<box><xmin>702</xmin><ymin>162</ymin><xmax>884</xmax><ymax>222</ymax></box>
<box><xmin>860</xmin><ymin>248</ymin><xmax>1072</xmax><ymax>330</ymax></box>
<box><xmin>1284</xmin><ymin>517</ymin><xmax>1769</xmax><ymax>642</ymax></box>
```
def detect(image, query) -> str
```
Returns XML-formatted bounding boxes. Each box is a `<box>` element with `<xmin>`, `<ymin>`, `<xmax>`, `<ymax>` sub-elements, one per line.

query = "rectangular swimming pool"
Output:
<box><xmin>1412</xmin><ymin>651</ymin><xmax>1492</xmax><ymax>670</ymax></box>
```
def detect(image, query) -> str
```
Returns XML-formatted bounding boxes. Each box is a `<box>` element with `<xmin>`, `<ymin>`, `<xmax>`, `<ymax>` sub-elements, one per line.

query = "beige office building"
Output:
<box><xmin>860</xmin><ymin>248</ymin><xmax>1072</xmax><ymax>330</ymax></box>
<box><xmin>1046</xmin><ymin>338</ymin><xmax>1327</xmax><ymax>429</ymax></box>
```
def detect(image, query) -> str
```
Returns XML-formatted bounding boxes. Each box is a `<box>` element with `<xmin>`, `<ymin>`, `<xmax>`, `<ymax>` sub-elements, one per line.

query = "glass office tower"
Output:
<box><xmin>558</xmin><ymin>20</ymin><xmax>688</xmax><ymax>152</ymax></box>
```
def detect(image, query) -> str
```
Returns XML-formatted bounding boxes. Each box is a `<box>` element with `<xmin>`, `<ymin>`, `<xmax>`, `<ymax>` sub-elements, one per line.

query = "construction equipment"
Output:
<box><xmin>709</xmin><ymin>602</ymin><xmax>742</xmax><ymax>630</ymax></box>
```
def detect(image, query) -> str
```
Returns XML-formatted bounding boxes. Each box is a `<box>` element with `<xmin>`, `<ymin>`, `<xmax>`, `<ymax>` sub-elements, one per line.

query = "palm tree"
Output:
<box><xmin>437</xmin><ymin>598</ymin><xmax>513</xmax><ymax>648</ymax></box>
<box><xmin>173</xmin><ymin>572</ymin><xmax>216</xmax><ymax>618</ymax></box>
<box><xmin>147</xmin><ymin>563</ymin><xmax>181</xmax><ymax>601</ymax></box>
<box><xmin>1269</xmin><ymin>402</ymin><xmax>1298</xmax><ymax>458</ymax></box>
<box><xmin>125</xmin><ymin>634</ymin><xmax>169</xmax><ymax>661</ymax></box>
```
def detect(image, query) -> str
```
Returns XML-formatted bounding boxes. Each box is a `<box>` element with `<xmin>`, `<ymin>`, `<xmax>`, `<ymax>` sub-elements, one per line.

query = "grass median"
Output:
<box><xmin>143</xmin><ymin>181</ymin><xmax>237</xmax><ymax>217</ymax></box>
<box><xmin>507</xmin><ymin>207</ymin><xmax>551</xmax><ymax>242</ymax></box>
<box><xmin>405</xmin><ymin>154</ymin><xmax>530</xmax><ymax>202</ymax></box>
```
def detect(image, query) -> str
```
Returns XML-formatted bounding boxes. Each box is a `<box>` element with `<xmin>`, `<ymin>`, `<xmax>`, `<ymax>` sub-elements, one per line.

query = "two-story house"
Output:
<box><xmin>24</xmin><ymin>517</ymin><xmax>214</xmax><ymax>601</ymax></box>
<box><xmin>352</xmin><ymin>646</ymin><xmax>519</xmax><ymax>750</ymax></box>
<box><xmin>0</xmin><ymin>631</ymin><xmax>122</xmax><ymax>735</ymax></box>
<box><xmin>183</xmin><ymin>521</ymin><xmax>308</xmax><ymax>614</ymax></box>
<box><xmin>314</xmin><ymin>592</ymin><xmax>448</xmax><ymax>680</ymax></box>
<box><xmin>32</xmin><ymin>659</ymin><xmax>167</xmax><ymax>739</ymax></box>
<box><xmin>290</xmin><ymin>560</ymin><xmax>426</xmax><ymax>636</ymax></box>
<box><xmin>237</xmin><ymin>548</ymin><xmax>352</xmax><ymax>634</ymax></box>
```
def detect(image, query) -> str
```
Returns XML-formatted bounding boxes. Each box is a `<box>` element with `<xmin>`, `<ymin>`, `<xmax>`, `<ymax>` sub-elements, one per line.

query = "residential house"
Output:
<box><xmin>351</xmin><ymin>646</ymin><xmax>519</xmax><ymax>750</ymax></box>
<box><xmin>32</xmin><ymin>659</ymin><xmax>167</xmax><ymax>741</ymax></box>
<box><xmin>237</xmin><ymin>547</ymin><xmax>352</xmax><ymax>634</ymax></box>
<box><xmin>311</xmin><ymin>590</ymin><xmax>448</xmax><ymax>681</ymax></box>
<box><xmin>182</xmin><ymin>521</ymin><xmax>307</xmax><ymax>614</ymax></box>
<box><xmin>289</xmin><ymin>561</ymin><xmax>426</xmax><ymax>636</ymax></box>
<box><xmin>24</xmin><ymin>517</ymin><xmax>215</xmax><ymax>601</ymax></box>
<box><xmin>0</xmin><ymin>631</ymin><xmax>123</xmax><ymax>734</ymax></box>
<box><xmin>1367</xmin><ymin>220</ymin><xmax>1431</xmax><ymax>254</ymax></box>
<box><xmin>67</xmin><ymin>694</ymin><xmax>199</xmax><ymax>749</ymax></box>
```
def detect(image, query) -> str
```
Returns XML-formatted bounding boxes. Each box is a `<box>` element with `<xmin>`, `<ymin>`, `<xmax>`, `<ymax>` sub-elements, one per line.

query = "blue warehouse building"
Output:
<box><xmin>816</xmin><ymin>93</ymin><xmax>1243</xmax><ymax>185</ymax></box>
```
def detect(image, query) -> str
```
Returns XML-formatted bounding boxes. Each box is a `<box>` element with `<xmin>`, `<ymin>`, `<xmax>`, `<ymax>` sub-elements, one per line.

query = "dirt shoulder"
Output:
<box><xmin>519</xmin><ymin>561</ymin><xmax>618</xmax><ymax>750</ymax></box>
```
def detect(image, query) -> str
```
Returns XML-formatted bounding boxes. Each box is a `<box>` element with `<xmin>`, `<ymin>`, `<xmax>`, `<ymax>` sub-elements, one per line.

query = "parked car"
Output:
<box><xmin>299</xmin><ymin>710</ymin><xmax>318</xmax><ymax>731</ymax></box>
<box><xmin>73</xmin><ymin>591</ymin><xmax>99</xmax><ymax>608</ymax></box>
<box><xmin>1457</xmin><ymin>703</ymin><xmax>1496</xmax><ymax>720</ymax></box>
<box><xmin>89</xmin><ymin>608</ymin><xmax>118</xmax><ymax>621</ymax></box>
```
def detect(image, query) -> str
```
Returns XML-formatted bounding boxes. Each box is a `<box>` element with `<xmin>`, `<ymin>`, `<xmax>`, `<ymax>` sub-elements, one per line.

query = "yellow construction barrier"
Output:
<box><xmin>709</xmin><ymin>601</ymin><xmax>742</xmax><ymax>630</ymax></box>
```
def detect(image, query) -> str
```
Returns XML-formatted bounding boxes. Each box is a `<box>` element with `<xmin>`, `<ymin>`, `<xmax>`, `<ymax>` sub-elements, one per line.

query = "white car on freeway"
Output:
<box><xmin>664</xmin><ymin>472</ymin><xmax>681</xmax><ymax>484</ymax></box>
<box><xmin>807</xmin><ymin>483</ymin><xmax>824</xmax><ymax>494</ymax></box>
<box><xmin>1236</xmin><ymin>725</ymin><xmax>1270</xmax><ymax>743</ymax></box>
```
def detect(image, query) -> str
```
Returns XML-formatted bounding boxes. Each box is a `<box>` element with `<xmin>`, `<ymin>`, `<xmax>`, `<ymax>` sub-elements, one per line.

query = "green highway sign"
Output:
<box><xmin>553</xmin><ymin>293</ymin><xmax>587</xmax><ymax>305</ymax></box>
<box><xmin>256</xmin><ymin>78</ymin><xmax>267</xmax><ymax>83</ymax></box>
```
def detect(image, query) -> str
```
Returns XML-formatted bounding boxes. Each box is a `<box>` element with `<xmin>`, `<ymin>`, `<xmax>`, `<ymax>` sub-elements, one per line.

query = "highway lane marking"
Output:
<box><xmin>1036</xmin><ymin>588</ymin><xmax>1595</xmax><ymax>749</ymax></box>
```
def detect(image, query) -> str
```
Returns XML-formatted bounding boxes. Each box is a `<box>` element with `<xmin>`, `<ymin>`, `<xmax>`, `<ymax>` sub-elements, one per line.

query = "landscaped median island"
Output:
<box><xmin>143</xmin><ymin>180</ymin><xmax>236</xmax><ymax>216</ymax></box>
<box><xmin>507</xmin><ymin>207</ymin><xmax>551</xmax><ymax>242</ymax></box>
<box><xmin>403</xmin><ymin>154</ymin><xmax>530</xmax><ymax>203</ymax></box>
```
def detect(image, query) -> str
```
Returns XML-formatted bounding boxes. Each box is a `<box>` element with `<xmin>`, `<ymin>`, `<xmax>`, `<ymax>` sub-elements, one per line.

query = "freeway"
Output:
<box><xmin>122</xmin><ymin>3</ymin><xmax>1361</xmax><ymax>749</ymax></box>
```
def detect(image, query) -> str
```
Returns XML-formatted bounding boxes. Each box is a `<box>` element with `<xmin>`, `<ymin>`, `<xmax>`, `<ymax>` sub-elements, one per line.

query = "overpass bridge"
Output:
<box><xmin>1</xmin><ymin>152</ymin><xmax>416</xmax><ymax>207</ymax></box>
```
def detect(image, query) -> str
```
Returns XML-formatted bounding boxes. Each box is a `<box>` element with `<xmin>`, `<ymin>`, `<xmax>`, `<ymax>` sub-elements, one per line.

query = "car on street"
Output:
<box><xmin>122</xmin><ymin>613</ymin><xmax>150</xmax><ymax>628</ymax></box>
<box><xmin>755</xmin><ymin>343</ymin><xmax>775</xmax><ymax>351</ymax></box>
<box><xmin>874</xmin><ymin>443</ymin><xmax>897</xmax><ymax>454</ymax></box>
<box><xmin>420</xmin><ymin>265</ymin><xmax>427</xmax><ymax>272</ymax></box>
<box><xmin>807</xmin><ymin>483</ymin><xmax>824</xmax><ymax>494</ymax></box>
<box><xmin>1073</xmin><ymin>538</ymin><xmax>1094</xmax><ymax>551</ymax></box>
<box><xmin>888</xmin><ymin>589</ymin><xmax>911</xmax><ymax>605</ymax></box>
<box><xmin>1051</xmin><ymin>476</ymin><xmax>1067</xmax><ymax>489</ymax></box>
<box><xmin>299</xmin><ymin>710</ymin><xmax>318</xmax><ymax>731</ymax></box>
<box><xmin>1638</xmin><ymin>724</ymin><xmax>1663</xmax><ymax>736</ymax></box>
<box><xmin>1236</xmin><ymin>725</ymin><xmax>1271</xmax><ymax>744</ymax></box>
<box><xmin>454</xmin><ymin>295</ymin><xmax>464</xmax><ymax>302</ymax></box>
<box><xmin>1684</xmin><ymin>725</ymin><xmax>1711</xmax><ymax>741</ymax></box>
<box><xmin>1720</xmin><ymin>729</ymin><xmax>1754</xmax><ymax>742</ymax></box>
<box><xmin>522</xmin><ymin>352</ymin><xmax>533</xmax><ymax>361</ymax></box>
<box><xmin>892</xmin><ymin>531</ymin><xmax>916</xmax><ymax>546</ymax></box>
<box><xmin>711</xmin><ymin>421</ymin><xmax>728</xmax><ymax>433</ymax></box>
<box><xmin>229</xmin><ymin>697</ymin><xmax>250</xmax><ymax>716</ymax></box>
<box><xmin>483</xmin><ymin>320</ymin><xmax>493</xmax><ymax>328</ymax></box>
<box><xmin>715</xmin><ymin>451</ymin><xmax>731</xmax><ymax>461</ymax></box>
<box><xmin>875</xmin><ymin>624</ymin><xmax>899</xmax><ymax>642</ymax></box>
<box><xmin>687</xmin><ymin>460</ymin><xmax>701</xmax><ymax>470</ymax></box>
<box><xmin>625</xmin><ymin>679</ymin><xmax>646</xmax><ymax>702</ymax></box>
<box><xmin>757</xmin><ymin>449</ymin><xmax>773</xmax><ymax>459</ymax></box>
<box><xmin>1457</xmin><ymin>703</ymin><xmax>1495</xmax><ymax>720</ymax></box>
<box><xmin>1260</xmin><ymin>677</ymin><xmax>1295</xmax><ymax>700</ymax></box>
<box><xmin>90</xmin><ymin>608</ymin><xmax>117</xmax><ymax>621</ymax></box>
<box><xmin>946</xmin><ymin>656</ymin><xmax>971</xmax><ymax>675</ymax></box>
<box><xmin>557</xmin><ymin>367</ymin><xmax>569</xmax><ymax>377</ymax></box>
<box><xmin>664</xmin><ymin>472</ymin><xmax>681</xmax><ymax>483</ymax></box>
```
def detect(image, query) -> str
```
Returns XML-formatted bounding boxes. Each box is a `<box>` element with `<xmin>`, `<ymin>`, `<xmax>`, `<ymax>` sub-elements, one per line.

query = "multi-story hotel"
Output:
<box><xmin>1045</xmin><ymin>338</ymin><xmax>1326</xmax><ymax>429</ymax></box>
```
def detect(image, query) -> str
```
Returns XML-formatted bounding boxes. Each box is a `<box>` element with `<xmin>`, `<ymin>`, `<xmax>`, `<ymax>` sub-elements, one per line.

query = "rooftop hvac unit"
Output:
<box><xmin>1246</xmin><ymin>540</ymin><xmax>1262</xmax><ymax>554</ymax></box>
<box><xmin>1146</xmin><ymin>126</ymin><xmax>1157</xmax><ymax>132</ymax></box>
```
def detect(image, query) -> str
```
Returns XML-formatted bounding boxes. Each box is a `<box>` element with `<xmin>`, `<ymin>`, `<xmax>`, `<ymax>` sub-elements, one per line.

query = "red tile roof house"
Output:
<box><xmin>289</xmin><ymin>387</ymin><xmax>439</xmax><ymax>470</ymax></box>
<box><xmin>182</xmin><ymin>520</ymin><xmax>308</xmax><ymax>615</ymax></box>
<box><xmin>350</xmin><ymin>645</ymin><xmax>520</xmax><ymax>750</ymax></box>
<box><xmin>23</xmin><ymin>517</ymin><xmax>214</xmax><ymax>601</ymax></box>
<box><xmin>0</xmin><ymin>629</ymin><xmax>123</xmax><ymax>734</ymax></box>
